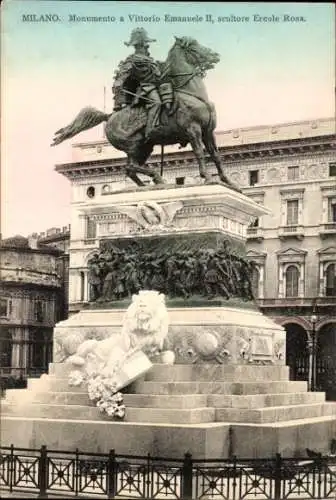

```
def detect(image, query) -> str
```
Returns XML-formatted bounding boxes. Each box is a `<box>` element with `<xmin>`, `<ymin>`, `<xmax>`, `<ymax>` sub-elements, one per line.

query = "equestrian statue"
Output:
<box><xmin>51</xmin><ymin>28</ymin><xmax>236</xmax><ymax>189</ymax></box>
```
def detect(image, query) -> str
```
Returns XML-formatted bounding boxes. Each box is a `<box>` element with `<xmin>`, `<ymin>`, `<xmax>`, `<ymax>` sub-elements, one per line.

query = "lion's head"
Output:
<box><xmin>122</xmin><ymin>290</ymin><xmax>169</xmax><ymax>352</ymax></box>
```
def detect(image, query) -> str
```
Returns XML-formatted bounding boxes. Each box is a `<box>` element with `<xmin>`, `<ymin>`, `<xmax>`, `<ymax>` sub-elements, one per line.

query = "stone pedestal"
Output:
<box><xmin>2</xmin><ymin>362</ymin><xmax>336</xmax><ymax>458</ymax></box>
<box><xmin>84</xmin><ymin>183</ymin><xmax>268</xmax><ymax>242</ymax></box>
<box><xmin>53</xmin><ymin>306</ymin><xmax>286</xmax><ymax>365</ymax></box>
<box><xmin>3</xmin><ymin>183</ymin><xmax>336</xmax><ymax>459</ymax></box>
<box><xmin>68</xmin><ymin>183</ymin><xmax>268</xmax><ymax>305</ymax></box>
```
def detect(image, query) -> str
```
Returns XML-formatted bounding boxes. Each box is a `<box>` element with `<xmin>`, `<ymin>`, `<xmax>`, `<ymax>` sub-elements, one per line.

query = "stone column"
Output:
<box><xmin>77</xmin><ymin>272</ymin><xmax>83</xmax><ymax>302</ymax></box>
<box><xmin>321</xmin><ymin>196</ymin><xmax>328</xmax><ymax>223</ymax></box>
<box><xmin>22</xmin><ymin>328</ymin><xmax>30</xmax><ymax>371</ymax></box>
<box><xmin>84</xmin><ymin>271</ymin><xmax>89</xmax><ymax>302</ymax></box>
<box><xmin>68</xmin><ymin>270</ymin><xmax>78</xmax><ymax>303</ymax></box>
<box><xmin>306</xmin><ymin>331</ymin><xmax>313</xmax><ymax>391</ymax></box>
<box><xmin>299</xmin><ymin>264</ymin><xmax>305</xmax><ymax>298</ymax></box>
<box><xmin>11</xmin><ymin>327</ymin><xmax>28</xmax><ymax>378</ymax></box>
<box><xmin>259</xmin><ymin>266</ymin><xmax>264</xmax><ymax>299</ymax></box>
<box><xmin>11</xmin><ymin>329</ymin><xmax>21</xmax><ymax>371</ymax></box>
<box><xmin>298</xmin><ymin>197</ymin><xmax>303</xmax><ymax>225</ymax></box>
<box><xmin>95</xmin><ymin>219</ymin><xmax>101</xmax><ymax>239</ymax></box>
<box><xmin>278</xmin><ymin>265</ymin><xmax>284</xmax><ymax>298</ymax></box>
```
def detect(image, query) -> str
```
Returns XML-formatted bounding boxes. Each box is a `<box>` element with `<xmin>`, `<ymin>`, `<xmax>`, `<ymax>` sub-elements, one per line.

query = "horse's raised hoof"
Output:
<box><xmin>230</xmin><ymin>183</ymin><xmax>243</xmax><ymax>194</ymax></box>
<box><xmin>219</xmin><ymin>178</ymin><xmax>242</xmax><ymax>193</ymax></box>
<box><xmin>203</xmin><ymin>176</ymin><xmax>214</xmax><ymax>185</ymax></box>
<box><xmin>126</xmin><ymin>170</ymin><xmax>146</xmax><ymax>187</ymax></box>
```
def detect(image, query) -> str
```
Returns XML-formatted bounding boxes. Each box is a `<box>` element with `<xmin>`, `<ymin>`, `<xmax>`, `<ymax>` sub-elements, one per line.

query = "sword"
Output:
<box><xmin>120</xmin><ymin>88</ymin><xmax>157</xmax><ymax>104</ymax></box>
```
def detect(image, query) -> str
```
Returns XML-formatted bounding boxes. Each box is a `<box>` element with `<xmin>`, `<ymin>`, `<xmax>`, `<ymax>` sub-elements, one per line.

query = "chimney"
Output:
<box><xmin>28</xmin><ymin>234</ymin><xmax>39</xmax><ymax>249</ymax></box>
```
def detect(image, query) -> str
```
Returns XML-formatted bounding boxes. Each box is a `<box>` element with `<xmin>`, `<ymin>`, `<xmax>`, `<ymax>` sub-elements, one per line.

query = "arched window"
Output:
<box><xmin>285</xmin><ymin>323</ymin><xmax>309</xmax><ymax>382</ymax></box>
<box><xmin>86</xmin><ymin>186</ymin><xmax>95</xmax><ymax>198</ymax></box>
<box><xmin>285</xmin><ymin>265</ymin><xmax>299</xmax><ymax>298</ymax></box>
<box><xmin>80</xmin><ymin>272</ymin><xmax>85</xmax><ymax>302</ymax></box>
<box><xmin>251</xmin><ymin>266</ymin><xmax>260</xmax><ymax>298</ymax></box>
<box><xmin>326</xmin><ymin>263</ymin><xmax>336</xmax><ymax>296</ymax></box>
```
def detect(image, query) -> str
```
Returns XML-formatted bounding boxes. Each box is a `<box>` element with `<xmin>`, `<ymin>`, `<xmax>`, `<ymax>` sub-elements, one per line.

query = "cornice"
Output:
<box><xmin>55</xmin><ymin>134</ymin><xmax>336</xmax><ymax>180</ymax></box>
<box><xmin>39</xmin><ymin>232</ymin><xmax>70</xmax><ymax>244</ymax></box>
<box><xmin>279</xmin><ymin>187</ymin><xmax>305</xmax><ymax>195</ymax></box>
<box><xmin>0</xmin><ymin>246</ymin><xmax>62</xmax><ymax>256</ymax></box>
<box><xmin>320</xmin><ymin>184</ymin><xmax>336</xmax><ymax>193</ymax></box>
<box><xmin>0</xmin><ymin>280</ymin><xmax>62</xmax><ymax>292</ymax></box>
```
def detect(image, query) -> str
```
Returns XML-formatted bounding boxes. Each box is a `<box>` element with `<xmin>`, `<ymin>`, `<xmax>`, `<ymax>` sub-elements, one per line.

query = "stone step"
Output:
<box><xmin>2</xmin><ymin>410</ymin><xmax>336</xmax><ymax>459</ymax></box>
<box><xmin>27</xmin><ymin>376</ymin><xmax>307</xmax><ymax>395</ymax></box>
<box><xmin>132</xmin><ymin>380</ymin><xmax>308</xmax><ymax>395</ymax></box>
<box><xmin>48</xmin><ymin>362</ymin><xmax>290</xmax><ymax>382</ymax></box>
<box><xmin>5</xmin><ymin>389</ymin><xmax>90</xmax><ymax>406</ymax></box>
<box><xmin>1</xmin><ymin>401</ymin><xmax>215</xmax><ymax>424</ymax></box>
<box><xmin>5</xmin><ymin>388</ymin><xmax>326</xmax><ymax>412</ymax></box>
<box><xmin>208</xmin><ymin>391</ymin><xmax>326</xmax><ymax>409</ymax></box>
<box><xmin>215</xmin><ymin>402</ymin><xmax>336</xmax><ymax>424</ymax></box>
<box><xmin>126</xmin><ymin>394</ymin><xmax>208</xmax><ymax>409</ymax></box>
<box><xmin>5</xmin><ymin>390</ymin><xmax>208</xmax><ymax>409</ymax></box>
<box><xmin>144</xmin><ymin>364</ymin><xmax>290</xmax><ymax>382</ymax></box>
<box><xmin>128</xmin><ymin>407</ymin><xmax>215</xmax><ymax>424</ymax></box>
<box><xmin>1</xmin><ymin>416</ymin><xmax>230</xmax><ymax>458</ymax></box>
<box><xmin>27</xmin><ymin>376</ymin><xmax>88</xmax><ymax>393</ymax></box>
<box><xmin>1</xmin><ymin>401</ymin><xmax>100</xmax><ymax>421</ymax></box>
<box><xmin>231</xmin><ymin>415</ymin><xmax>336</xmax><ymax>458</ymax></box>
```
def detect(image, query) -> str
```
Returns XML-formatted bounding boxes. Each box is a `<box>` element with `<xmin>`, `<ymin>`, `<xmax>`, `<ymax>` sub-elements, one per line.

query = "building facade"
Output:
<box><xmin>0</xmin><ymin>235</ymin><xmax>63</xmax><ymax>380</ymax></box>
<box><xmin>34</xmin><ymin>225</ymin><xmax>71</xmax><ymax>319</ymax></box>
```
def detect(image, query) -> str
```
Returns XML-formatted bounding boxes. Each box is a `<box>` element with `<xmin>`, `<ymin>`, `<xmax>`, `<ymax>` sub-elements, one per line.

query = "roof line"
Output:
<box><xmin>70</xmin><ymin>116</ymin><xmax>335</xmax><ymax>148</ymax></box>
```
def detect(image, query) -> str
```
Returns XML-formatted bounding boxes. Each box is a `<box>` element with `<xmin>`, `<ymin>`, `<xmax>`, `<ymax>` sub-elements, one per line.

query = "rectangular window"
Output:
<box><xmin>0</xmin><ymin>298</ymin><xmax>8</xmax><ymax>317</ymax></box>
<box><xmin>176</xmin><ymin>177</ymin><xmax>185</xmax><ymax>185</ymax></box>
<box><xmin>286</xmin><ymin>199</ymin><xmax>299</xmax><ymax>226</ymax></box>
<box><xmin>86</xmin><ymin>218</ymin><xmax>96</xmax><ymax>239</ymax></box>
<box><xmin>287</xmin><ymin>166</ymin><xmax>299</xmax><ymax>181</ymax></box>
<box><xmin>249</xmin><ymin>170</ymin><xmax>259</xmax><ymax>186</ymax></box>
<box><xmin>285</xmin><ymin>266</ymin><xmax>299</xmax><ymax>298</ymax></box>
<box><xmin>328</xmin><ymin>199</ymin><xmax>336</xmax><ymax>222</ymax></box>
<box><xmin>0</xmin><ymin>327</ymin><xmax>12</xmax><ymax>367</ymax></box>
<box><xmin>249</xmin><ymin>218</ymin><xmax>259</xmax><ymax>228</ymax></box>
<box><xmin>29</xmin><ymin>329</ymin><xmax>47</xmax><ymax>369</ymax></box>
<box><xmin>34</xmin><ymin>301</ymin><xmax>44</xmax><ymax>322</ymax></box>
<box><xmin>326</xmin><ymin>263</ymin><xmax>336</xmax><ymax>297</ymax></box>
<box><xmin>329</xmin><ymin>163</ymin><xmax>336</xmax><ymax>177</ymax></box>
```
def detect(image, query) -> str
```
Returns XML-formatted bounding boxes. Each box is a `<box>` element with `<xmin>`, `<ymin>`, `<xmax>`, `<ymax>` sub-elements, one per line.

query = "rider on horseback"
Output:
<box><xmin>52</xmin><ymin>31</ymin><xmax>239</xmax><ymax>190</ymax></box>
<box><xmin>112</xmin><ymin>28</ymin><xmax>173</xmax><ymax>138</ymax></box>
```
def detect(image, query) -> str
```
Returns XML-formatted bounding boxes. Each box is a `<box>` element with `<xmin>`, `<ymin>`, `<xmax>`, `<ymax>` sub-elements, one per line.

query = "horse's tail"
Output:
<box><xmin>51</xmin><ymin>106</ymin><xmax>111</xmax><ymax>146</ymax></box>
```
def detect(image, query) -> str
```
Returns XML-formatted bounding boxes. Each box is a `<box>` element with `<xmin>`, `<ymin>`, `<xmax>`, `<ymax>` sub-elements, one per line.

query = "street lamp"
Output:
<box><xmin>309</xmin><ymin>313</ymin><xmax>318</xmax><ymax>392</ymax></box>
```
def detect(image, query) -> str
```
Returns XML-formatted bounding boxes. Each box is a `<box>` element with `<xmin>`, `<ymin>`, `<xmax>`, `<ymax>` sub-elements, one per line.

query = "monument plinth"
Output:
<box><xmin>83</xmin><ymin>183</ymin><xmax>267</xmax><ymax>245</ymax></box>
<box><xmin>2</xmin><ymin>183</ymin><xmax>336</xmax><ymax>459</ymax></box>
<box><xmin>55</xmin><ymin>183</ymin><xmax>284</xmax><ymax>367</ymax></box>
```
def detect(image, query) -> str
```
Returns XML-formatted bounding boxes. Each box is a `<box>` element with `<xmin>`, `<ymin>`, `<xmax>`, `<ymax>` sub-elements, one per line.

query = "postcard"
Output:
<box><xmin>1</xmin><ymin>2</ymin><xmax>335</xmax><ymax>498</ymax></box>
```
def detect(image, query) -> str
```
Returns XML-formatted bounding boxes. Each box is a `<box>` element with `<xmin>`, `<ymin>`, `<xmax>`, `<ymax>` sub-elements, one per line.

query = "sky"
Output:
<box><xmin>1</xmin><ymin>1</ymin><xmax>335</xmax><ymax>238</ymax></box>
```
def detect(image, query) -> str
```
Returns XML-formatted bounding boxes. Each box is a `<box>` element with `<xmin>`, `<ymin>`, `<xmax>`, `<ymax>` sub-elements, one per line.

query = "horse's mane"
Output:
<box><xmin>167</xmin><ymin>37</ymin><xmax>220</xmax><ymax>78</ymax></box>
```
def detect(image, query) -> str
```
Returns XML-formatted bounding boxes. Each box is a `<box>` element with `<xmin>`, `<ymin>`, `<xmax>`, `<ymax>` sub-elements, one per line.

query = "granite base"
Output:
<box><xmin>54</xmin><ymin>306</ymin><xmax>286</xmax><ymax>365</ymax></box>
<box><xmin>1</xmin><ymin>417</ymin><xmax>230</xmax><ymax>459</ymax></box>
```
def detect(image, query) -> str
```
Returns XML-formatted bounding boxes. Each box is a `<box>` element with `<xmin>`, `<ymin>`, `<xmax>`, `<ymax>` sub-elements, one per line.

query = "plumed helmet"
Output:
<box><xmin>124</xmin><ymin>28</ymin><xmax>156</xmax><ymax>47</ymax></box>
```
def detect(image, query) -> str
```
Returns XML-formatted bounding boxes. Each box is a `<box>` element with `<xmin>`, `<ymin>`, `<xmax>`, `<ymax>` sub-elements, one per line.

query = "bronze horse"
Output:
<box><xmin>52</xmin><ymin>36</ymin><xmax>235</xmax><ymax>188</ymax></box>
